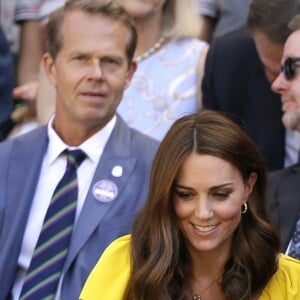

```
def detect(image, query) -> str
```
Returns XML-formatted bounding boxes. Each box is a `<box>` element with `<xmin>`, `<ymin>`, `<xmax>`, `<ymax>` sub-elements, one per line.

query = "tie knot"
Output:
<box><xmin>65</xmin><ymin>149</ymin><xmax>86</xmax><ymax>169</ymax></box>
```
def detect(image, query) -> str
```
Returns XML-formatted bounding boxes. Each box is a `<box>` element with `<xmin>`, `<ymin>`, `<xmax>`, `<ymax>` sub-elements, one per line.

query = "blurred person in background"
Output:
<box><xmin>8</xmin><ymin>0</ymin><xmax>66</xmax><ymax>137</ymax></box>
<box><xmin>268</xmin><ymin>15</ymin><xmax>300</xmax><ymax>260</ymax></box>
<box><xmin>116</xmin><ymin>0</ymin><xmax>208</xmax><ymax>141</ymax></box>
<box><xmin>202</xmin><ymin>0</ymin><xmax>300</xmax><ymax>171</ymax></box>
<box><xmin>0</xmin><ymin>26</ymin><xmax>14</xmax><ymax>141</ymax></box>
<box><xmin>196</xmin><ymin>0</ymin><xmax>251</xmax><ymax>42</ymax></box>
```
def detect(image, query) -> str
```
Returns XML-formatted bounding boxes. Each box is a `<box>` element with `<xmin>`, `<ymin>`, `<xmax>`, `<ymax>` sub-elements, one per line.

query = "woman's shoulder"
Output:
<box><xmin>80</xmin><ymin>235</ymin><xmax>132</xmax><ymax>300</ymax></box>
<box><xmin>91</xmin><ymin>234</ymin><xmax>131</xmax><ymax>271</ymax></box>
<box><xmin>277</xmin><ymin>254</ymin><xmax>300</xmax><ymax>280</ymax></box>
<box><xmin>278</xmin><ymin>254</ymin><xmax>300</xmax><ymax>266</ymax></box>
<box><xmin>103</xmin><ymin>234</ymin><xmax>131</xmax><ymax>254</ymax></box>
<box><xmin>260</xmin><ymin>254</ymin><xmax>300</xmax><ymax>299</ymax></box>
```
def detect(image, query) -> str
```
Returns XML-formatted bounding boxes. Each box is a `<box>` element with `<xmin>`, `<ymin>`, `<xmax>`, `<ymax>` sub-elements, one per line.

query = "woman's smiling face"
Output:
<box><xmin>173</xmin><ymin>152</ymin><xmax>256</xmax><ymax>257</ymax></box>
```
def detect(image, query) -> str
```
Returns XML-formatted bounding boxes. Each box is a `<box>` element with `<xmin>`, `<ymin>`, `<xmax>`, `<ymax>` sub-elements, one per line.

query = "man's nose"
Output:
<box><xmin>89</xmin><ymin>59</ymin><xmax>103</xmax><ymax>79</ymax></box>
<box><xmin>271</xmin><ymin>72</ymin><xmax>288</xmax><ymax>94</ymax></box>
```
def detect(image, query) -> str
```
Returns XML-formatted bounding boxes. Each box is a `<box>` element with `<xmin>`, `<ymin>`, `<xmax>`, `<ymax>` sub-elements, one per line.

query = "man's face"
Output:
<box><xmin>44</xmin><ymin>9</ymin><xmax>136</xmax><ymax>140</ymax></box>
<box><xmin>252</xmin><ymin>30</ymin><xmax>283</xmax><ymax>83</ymax></box>
<box><xmin>272</xmin><ymin>30</ymin><xmax>300</xmax><ymax>131</ymax></box>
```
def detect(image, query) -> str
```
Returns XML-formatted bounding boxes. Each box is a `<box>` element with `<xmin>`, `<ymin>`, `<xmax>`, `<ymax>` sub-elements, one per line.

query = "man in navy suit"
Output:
<box><xmin>0</xmin><ymin>1</ymin><xmax>159</xmax><ymax>299</ymax></box>
<box><xmin>202</xmin><ymin>0</ymin><xmax>300</xmax><ymax>171</ymax></box>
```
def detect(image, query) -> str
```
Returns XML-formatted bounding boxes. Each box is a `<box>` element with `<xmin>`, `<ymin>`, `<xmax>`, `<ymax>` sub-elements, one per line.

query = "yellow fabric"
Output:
<box><xmin>80</xmin><ymin>235</ymin><xmax>131</xmax><ymax>300</ymax></box>
<box><xmin>80</xmin><ymin>235</ymin><xmax>300</xmax><ymax>300</ymax></box>
<box><xmin>260</xmin><ymin>255</ymin><xmax>300</xmax><ymax>300</ymax></box>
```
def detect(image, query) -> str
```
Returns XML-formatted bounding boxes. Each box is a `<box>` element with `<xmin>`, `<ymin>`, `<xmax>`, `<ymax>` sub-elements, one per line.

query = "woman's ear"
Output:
<box><xmin>244</xmin><ymin>172</ymin><xmax>257</xmax><ymax>199</ymax></box>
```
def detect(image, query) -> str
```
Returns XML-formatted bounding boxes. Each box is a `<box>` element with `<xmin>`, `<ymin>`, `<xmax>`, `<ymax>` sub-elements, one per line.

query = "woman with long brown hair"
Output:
<box><xmin>80</xmin><ymin>110</ymin><xmax>300</xmax><ymax>300</ymax></box>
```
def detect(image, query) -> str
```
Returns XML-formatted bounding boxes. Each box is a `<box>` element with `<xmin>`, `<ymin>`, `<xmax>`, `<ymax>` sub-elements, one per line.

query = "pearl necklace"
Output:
<box><xmin>134</xmin><ymin>35</ymin><xmax>166</xmax><ymax>62</ymax></box>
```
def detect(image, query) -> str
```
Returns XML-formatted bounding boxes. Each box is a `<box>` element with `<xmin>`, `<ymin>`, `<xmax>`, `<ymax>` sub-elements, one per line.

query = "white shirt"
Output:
<box><xmin>11</xmin><ymin>115</ymin><xmax>116</xmax><ymax>300</ymax></box>
<box><xmin>284</xmin><ymin>129</ymin><xmax>300</xmax><ymax>167</ymax></box>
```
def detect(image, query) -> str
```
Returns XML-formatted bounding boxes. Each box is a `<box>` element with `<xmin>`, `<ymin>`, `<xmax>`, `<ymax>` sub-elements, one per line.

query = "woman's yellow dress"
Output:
<box><xmin>80</xmin><ymin>235</ymin><xmax>300</xmax><ymax>300</ymax></box>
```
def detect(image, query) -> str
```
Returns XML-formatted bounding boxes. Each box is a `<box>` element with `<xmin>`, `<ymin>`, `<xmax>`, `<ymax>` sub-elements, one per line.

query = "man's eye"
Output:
<box><xmin>105</xmin><ymin>58</ymin><xmax>118</xmax><ymax>65</ymax></box>
<box><xmin>74</xmin><ymin>55</ymin><xmax>88</xmax><ymax>61</ymax></box>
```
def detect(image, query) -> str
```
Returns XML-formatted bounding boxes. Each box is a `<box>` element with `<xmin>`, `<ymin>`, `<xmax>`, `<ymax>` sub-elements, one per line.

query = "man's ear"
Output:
<box><xmin>42</xmin><ymin>53</ymin><xmax>57</xmax><ymax>86</ymax></box>
<box><xmin>124</xmin><ymin>60</ymin><xmax>137</xmax><ymax>89</ymax></box>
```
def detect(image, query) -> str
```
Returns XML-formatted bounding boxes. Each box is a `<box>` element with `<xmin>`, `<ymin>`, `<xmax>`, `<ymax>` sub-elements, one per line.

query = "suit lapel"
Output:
<box><xmin>64</xmin><ymin>116</ymin><xmax>137</xmax><ymax>270</ymax></box>
<box><xmin>277</xmin><ymin>165</ymin><xmax>300</xmax><ymax>249</ymax></box>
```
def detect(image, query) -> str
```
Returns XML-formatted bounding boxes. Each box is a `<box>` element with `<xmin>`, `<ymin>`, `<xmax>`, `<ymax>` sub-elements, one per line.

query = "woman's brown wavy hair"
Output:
<box><xmin>125</xmin><ymin>110</ymin><xmax>280</xmax><ymax>300</ymax></box>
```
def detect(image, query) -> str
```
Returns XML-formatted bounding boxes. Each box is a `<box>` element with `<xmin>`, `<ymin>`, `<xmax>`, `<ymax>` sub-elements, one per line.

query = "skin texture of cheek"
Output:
<box><xmin>173</xmin><ymin>200</ymin><xmax>192</xmax><ymax>219</ymax></box>
<box><xmin>219</xmin><ymin>202</ymin><xmax>242</xmax><ymax>219</ymax></box>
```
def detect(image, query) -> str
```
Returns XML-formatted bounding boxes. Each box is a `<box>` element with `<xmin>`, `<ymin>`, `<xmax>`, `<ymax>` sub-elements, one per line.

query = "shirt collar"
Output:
<box><xmin>46</xmin><ymin>115</ymin><xmax>116</xmax><ymax>165</ymax></box>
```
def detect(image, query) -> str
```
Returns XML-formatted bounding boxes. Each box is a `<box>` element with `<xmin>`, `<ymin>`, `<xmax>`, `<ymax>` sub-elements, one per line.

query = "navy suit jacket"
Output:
<box><xmin>0</xmin><ymin>115</ymin><xmax>159</xmax><ymax>300</ymax></box>
<box><xmin>268</xmin><ymin>164</ymin><xmax>300</xmax><ymax>251</ymax></box>
<box><xmin>202</xmin><ymin>29</ymin><xmax>285</xmax><ymax>171</ymax></box>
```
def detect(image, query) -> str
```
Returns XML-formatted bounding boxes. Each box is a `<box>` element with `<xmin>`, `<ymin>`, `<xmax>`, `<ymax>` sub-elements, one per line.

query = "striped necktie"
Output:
<box><xmin>288</xmin><ymin>214</ymin><xmax>300</xmax><ymax>260</ymax></box>
<box><xmin>20</xmin><ymin>149</ymin><xmax>86</xmax><ymax>300</ymax></box>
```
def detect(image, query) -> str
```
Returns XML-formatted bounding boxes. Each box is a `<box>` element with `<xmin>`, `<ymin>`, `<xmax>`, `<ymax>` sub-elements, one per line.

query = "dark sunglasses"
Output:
<box><xmin>281</xmin><ymin>57</ymin><xmax>300</xmax><ymax>80</ymax></box>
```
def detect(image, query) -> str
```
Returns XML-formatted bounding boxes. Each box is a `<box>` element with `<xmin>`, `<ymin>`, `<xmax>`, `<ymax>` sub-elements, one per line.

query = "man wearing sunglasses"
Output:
<box><xmin>268</xmin><ymin>19</ymin><xmax>300</xmax><ymax>260</ymax></box>
<box><xmin>247</xmin><ymin>0</ymin><xmax>300</xmax><ymax>170</ymax></box>
<box><xmin>272</xmin><ymin>30</ymin><xmax>300</xmax><ymax>132</ymax></box>
<box><xmin>201</xmin><ymin>0</ymin><xmax>300</xmax><ymax>172</ymax></box>
<box><xmin>202</xmin><ymin>0</ymin><xmax>300</xmax><ymax>257</ymax></box>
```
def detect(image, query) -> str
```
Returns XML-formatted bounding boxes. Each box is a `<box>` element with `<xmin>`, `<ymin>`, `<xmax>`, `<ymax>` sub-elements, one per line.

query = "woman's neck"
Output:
<box><xmin>185</xmin><ymin>249</ymin><xmax>230</xmax><ymax>299</ymax></box>
<box><xmin>188</xmin><ymin>247</ymin><xmax>229</xmax><ymax>279</ymax></box>
<box><xmin>133</xmin><ymin>13</ymin><xmax>164</xmax><ymax>59</ymax></box>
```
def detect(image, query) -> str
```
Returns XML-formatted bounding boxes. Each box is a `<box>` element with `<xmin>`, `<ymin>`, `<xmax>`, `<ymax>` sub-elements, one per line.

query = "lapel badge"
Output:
<box><xmin>93</xmin><ymin>179</ymin><xmax>118</xmax><ymax>203</ymax></box>
<box><xmin>112</xmin><ymin>165</ymin><xmax>123</xmax><ymax>177</ymax></box>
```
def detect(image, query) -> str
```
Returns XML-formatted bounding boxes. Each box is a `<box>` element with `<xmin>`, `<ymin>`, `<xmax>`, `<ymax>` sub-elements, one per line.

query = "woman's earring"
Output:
<box><xmin>241</xmin><ymin>202</ymin><xmax>248</xmax><ymax>214</ymax></box>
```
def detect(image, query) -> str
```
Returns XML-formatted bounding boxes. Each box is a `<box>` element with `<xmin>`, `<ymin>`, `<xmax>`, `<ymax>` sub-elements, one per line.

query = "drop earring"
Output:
<box><xmin>241</xmin><ymin>202</ymin><xmax>248</xmax><ymax>214</ymax></box>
